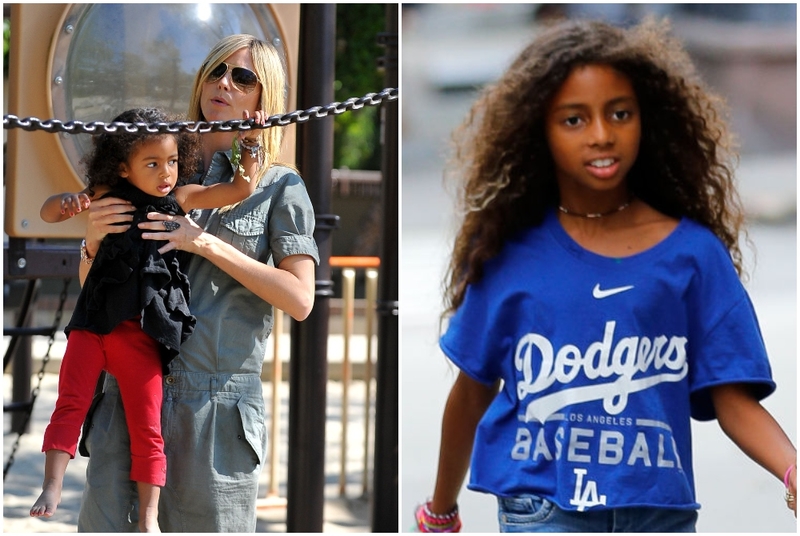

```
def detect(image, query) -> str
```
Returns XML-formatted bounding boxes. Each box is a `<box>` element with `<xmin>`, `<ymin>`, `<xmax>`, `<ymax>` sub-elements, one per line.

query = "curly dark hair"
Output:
<box><xmin>444</xmin><ymin>17</ymin><xmax>746</xmax><ymax>316</ymax></box>
<box><xmin>82</xmin><ymin>107</ymin><xmax>202</xmax><ymax>194</ymax></box>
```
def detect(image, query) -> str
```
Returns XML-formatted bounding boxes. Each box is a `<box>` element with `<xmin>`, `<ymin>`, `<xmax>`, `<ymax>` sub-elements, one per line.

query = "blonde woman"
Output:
<box><xmin>76</xmin><ymin>34</ymin><xmax>319</xmax><ymax>532</ymax></box>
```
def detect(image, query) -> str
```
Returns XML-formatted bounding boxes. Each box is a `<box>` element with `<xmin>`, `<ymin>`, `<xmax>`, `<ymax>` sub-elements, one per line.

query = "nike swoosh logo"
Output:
<box><xmin>592</xmin><ymin>283</ymin><xmax>634</xmax><ymax>299</ymax></box>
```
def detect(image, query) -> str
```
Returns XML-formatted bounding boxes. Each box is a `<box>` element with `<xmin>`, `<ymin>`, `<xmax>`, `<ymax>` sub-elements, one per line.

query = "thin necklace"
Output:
<box><xmin>558</xmin><ymin>198</ymin><xmax>633</xmax><ymax>219</ymax></box>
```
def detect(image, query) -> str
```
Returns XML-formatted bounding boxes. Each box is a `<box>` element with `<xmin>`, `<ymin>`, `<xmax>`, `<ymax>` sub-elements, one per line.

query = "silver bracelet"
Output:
<box><xmin>79</xmin><ymin>239</ymin><xmax>94</xmax><ymax>264</ymax></box>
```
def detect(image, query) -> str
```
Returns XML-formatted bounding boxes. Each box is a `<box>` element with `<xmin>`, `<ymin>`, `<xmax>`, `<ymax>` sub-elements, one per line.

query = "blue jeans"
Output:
<box><xmin>497</xmin><ymin>495</ymin><xmax>697</xmax><ymax>532</ymax></box>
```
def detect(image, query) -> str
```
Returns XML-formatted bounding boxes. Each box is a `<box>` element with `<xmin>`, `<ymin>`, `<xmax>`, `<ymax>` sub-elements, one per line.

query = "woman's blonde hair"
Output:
<box><xmin>188</xmin><ymin>34</ymin><xmax>287</xmax><ymax>184</ymax></box>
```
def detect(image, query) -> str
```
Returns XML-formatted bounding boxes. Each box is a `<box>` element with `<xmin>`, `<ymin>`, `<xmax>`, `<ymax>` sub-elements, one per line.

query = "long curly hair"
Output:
<box><xmin>83</xmin><ymin>108</ymin><xmax>202</xmax><ymax>194</ymax></box>
<box><xmin>444</xmin><ymin>17</ymin><xmax>746</xmax><ymax>316</ymax></box>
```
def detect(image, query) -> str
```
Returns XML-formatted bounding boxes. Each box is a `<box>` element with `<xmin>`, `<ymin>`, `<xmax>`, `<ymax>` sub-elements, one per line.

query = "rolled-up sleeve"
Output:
<box><xmin>268</xmin><ymin>171</ymin><xmax>320</xmax><ymax>266</ymax></box>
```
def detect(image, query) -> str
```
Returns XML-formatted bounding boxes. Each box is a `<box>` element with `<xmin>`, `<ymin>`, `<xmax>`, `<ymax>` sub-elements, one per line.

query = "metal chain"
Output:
<box><xmin>3</xmin><ymin>88</ymin><xmax>398</xmax><ymax>135</ymax></box>
<box><xmin>1</xmin><ymin>89</ymin><xmax>397</xmax><ymax>476</ymax></box>
<box><xmin>4</xmin><ymin>279</ymin><xmax>71</xmax><ymax>480</ymax></box>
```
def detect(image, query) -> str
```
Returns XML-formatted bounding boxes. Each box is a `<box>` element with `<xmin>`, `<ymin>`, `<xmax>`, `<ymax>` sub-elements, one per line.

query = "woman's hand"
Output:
<box><xmin>76</xmin><ymin>196</ymin><xmax>133</xmax><ymax>286</ymax></box>
<box><xmin>142</xmin><ymin>209</ymin><xmax>315</xmax><ymax>320</ymax></box>
<box><xmin>84</xmin><ymin>196</ymin><xmax>134</xmax><ymax>254</ymax></box>
<box><xmin>139</xmin><ymin>212</ymin><xmax>204</xmax><ymax>255</ymax></box>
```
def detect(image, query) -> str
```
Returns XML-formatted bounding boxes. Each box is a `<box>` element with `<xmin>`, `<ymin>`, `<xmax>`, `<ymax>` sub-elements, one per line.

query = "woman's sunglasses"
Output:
<box><xmin>206</xmin><ymin>62</ymin><xmax>260</xmax><ymax>94</ymax></box>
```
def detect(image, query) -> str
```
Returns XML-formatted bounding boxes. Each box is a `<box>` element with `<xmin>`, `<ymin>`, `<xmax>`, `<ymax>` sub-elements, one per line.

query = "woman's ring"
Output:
<box><xmin>163</xmin><ymin>221</ymin><xmax>181</xmax><ymax>232</ymax></box>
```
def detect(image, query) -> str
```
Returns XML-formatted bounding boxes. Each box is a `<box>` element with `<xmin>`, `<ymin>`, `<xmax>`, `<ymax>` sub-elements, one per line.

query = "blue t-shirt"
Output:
<box><xmin>440</xmin><ymin>210</ymin><xmax>775</xmax><ymax>511</ymax></box>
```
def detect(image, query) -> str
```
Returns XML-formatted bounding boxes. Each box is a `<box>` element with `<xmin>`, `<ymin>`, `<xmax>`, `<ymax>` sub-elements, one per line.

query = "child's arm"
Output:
<box><xmin>428</xmin><ymin>372</ymin><xmax>499</xmax><ymax>518</ymax></box>
<box><xmin>174</xmin><ymin>145</ymin><xmax>260</xmax><ymax>211</ymax></box>
<box><xmin>40</xmin><ymin>188</ymin><xmax>94</xmax><ymax>223</ymax></box>
<box><xmin>174</xmin><ymin>110</ymin><xmax>267</xmax><ymax>212</ymax></box>
<box><xmin>712</xmin><ymin>383</ymin><xmax>796</xmax><ymax>513</ymax></box>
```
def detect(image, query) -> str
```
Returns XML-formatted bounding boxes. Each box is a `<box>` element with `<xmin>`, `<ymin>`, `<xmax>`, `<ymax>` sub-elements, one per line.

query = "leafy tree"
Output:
<box><xmin>334</xmin><ymin>5</ymin><xmax>386</xmax><ymax>170</ymax></box>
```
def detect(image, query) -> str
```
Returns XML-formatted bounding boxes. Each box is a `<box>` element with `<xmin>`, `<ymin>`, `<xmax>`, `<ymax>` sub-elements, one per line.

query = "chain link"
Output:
<box><xmin>3</xmin><ymin>88</ymin><xmax>398</xmax><ymax>135</ymax></box>
<box><xmin>4</xmin><ymin>279</ymin><xmax>71</xmax><ymax>480</ymax></box>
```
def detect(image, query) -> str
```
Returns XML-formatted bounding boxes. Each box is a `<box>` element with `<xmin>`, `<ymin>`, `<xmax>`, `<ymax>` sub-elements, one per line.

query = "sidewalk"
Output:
<box><xmin>3</xmin><ymin>348</ymin><xmax>374</xmax><ymax>532</ymax></box>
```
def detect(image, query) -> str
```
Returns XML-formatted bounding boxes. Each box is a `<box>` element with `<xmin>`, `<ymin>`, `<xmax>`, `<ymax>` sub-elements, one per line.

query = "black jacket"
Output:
<box><xmin>65</xmin><ymin>180</ymin><xmax>195</xmax><ymax>373</ymax></box>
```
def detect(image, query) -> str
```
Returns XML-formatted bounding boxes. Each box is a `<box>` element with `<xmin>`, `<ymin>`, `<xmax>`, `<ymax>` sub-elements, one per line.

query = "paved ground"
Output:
<box><xmin>400</xmin><ymin>5</ymin><xmax>797</xmax><ymax>532</ymax></box>
<box><xmin>3</xmin><ymin>373</ymin><xmax>373</xmax><ymax>533</ymax></box>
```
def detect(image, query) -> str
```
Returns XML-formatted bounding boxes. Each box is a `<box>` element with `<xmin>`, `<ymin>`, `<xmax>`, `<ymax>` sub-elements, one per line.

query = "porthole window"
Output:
<box><xmin>50</xmin><ymin>3</ymin><xmax>286</xmax><ymax>182</ymax></box>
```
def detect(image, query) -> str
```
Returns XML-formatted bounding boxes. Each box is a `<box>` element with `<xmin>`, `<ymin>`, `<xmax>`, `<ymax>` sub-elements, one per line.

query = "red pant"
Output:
<box><xmin>43</xmin><ymin>319</ymin><xmax>166</xmax><ymax>486</ymax></box>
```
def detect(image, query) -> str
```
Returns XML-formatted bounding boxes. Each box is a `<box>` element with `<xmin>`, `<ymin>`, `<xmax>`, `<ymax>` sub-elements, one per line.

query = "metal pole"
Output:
<box><xmin>269</xmin><ymin>311</ymin><xmax>284</xmax><ymax>501</ymax></box>
<box><xmin>287</xmin><ymin>4</ymin><xmax>337</xmax><ymax>533</ymax></box>
<box><xmin>257</xmin><ymin>311</ymin><xmax>287</xmax><ymax>509</ymax></box>
<box><xmin>362</xmin><ymin>268</ymin><xmax>378</xmax><ymax>495</ymax></box>
<box><xmin>339</xmin><ymin>268</ymin><xmax>355</xmax><ymax>496</ymax></box>
<box><xmin>11</xmin><ymin>279</ymin><xmax>38</xmax><ymax>433</ymax></box>
<box><xmin>372</xmin><ymin>4</ymin><xmax>399</xmax><ymax>532</ymax></box>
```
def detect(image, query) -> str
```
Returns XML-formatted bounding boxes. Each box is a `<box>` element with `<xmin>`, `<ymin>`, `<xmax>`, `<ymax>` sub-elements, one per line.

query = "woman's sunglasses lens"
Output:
<box><xmin>208</xmin><ymin>63</ymin><xmax>228</xmax><ymax>82</ymax></box>
<box><xmin>232</xmin><ymin>68</ymin><xmax>258</xmax><ymax>89</ymax></box>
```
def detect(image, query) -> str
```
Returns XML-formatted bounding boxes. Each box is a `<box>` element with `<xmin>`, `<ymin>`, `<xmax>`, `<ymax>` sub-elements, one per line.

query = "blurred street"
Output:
<box><xmin>401</xmin><ymin>5</ymin><xmax>797</xmax><ymax>533</ymax></box>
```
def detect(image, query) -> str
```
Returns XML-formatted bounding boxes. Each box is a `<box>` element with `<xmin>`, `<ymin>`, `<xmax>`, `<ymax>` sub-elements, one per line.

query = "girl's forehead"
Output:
<box><xmin>545</xmin><ymin>64</ymin><xmax>637</xmax><ymax>114</ymax></box>
<box><xmin>130</xmin><ymin>135</ymin><xmax>178</xmax><ymax>153</ymax></box>
<box><xmin>566</xmin><ymin>63</ymin><xmax>628</xmax><ymax>80</ymax></box>
<box><xmin>557</xmin><ymin>64</ymin><xmax>634</xmax><ymax>94</ymax></box>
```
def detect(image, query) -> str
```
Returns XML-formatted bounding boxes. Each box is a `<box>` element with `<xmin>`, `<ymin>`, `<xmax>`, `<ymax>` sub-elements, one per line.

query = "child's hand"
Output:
<box><xmin>237</xmin><ymin>109</ymin><xmax>267</xmax><ymax>145</ymax></box>
<box><xmin>61</xmin><ymin>193</ymin><xmax>91</xmax><ymax>217</ymax></box>
<box><xmin>233</xmin><ymin>109</ymin><xmax>268</xmax><ymax>182</ymax></box>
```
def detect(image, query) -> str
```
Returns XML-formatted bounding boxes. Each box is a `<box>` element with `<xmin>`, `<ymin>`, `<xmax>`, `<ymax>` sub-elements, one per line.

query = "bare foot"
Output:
<box><xmin>138</xmin><ymin>506</ymin><xmax>161</xmax><ymax>533</ymax></box>
<box><xmin>30</xmin><ymin>479</ymin><xmax>62</xmax><ymax>518</ymax></box>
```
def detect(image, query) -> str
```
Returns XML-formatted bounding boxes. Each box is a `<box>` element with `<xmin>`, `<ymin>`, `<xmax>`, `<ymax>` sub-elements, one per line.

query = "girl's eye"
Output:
<box><xmin>146</xmin><ymin>162</ymin><xmax>157</xmax><ymax>168</ymax></box>
<box><xmin>169</xmin><ymin>159</ymin><xmax>178</xmax><ymax>166</ymax></box>
<box><xmin>612</xmin><ymin>110</ymin><xmax>631</xmax><ymax>121</ymax></box>
<box><xmin>564</xmin><ymin>116</ymin><xmax>582</xmax><ymax>127</ymax></box>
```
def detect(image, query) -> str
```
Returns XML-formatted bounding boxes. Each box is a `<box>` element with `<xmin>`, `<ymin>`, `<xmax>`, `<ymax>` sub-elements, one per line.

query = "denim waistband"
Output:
<box><xmin>103</xmin><ymin>370</ymin><xmax>262</xmax><ymax>394</ymax></box>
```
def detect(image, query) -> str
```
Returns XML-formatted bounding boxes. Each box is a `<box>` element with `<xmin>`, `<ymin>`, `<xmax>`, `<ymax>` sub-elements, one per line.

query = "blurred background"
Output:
<box><xmin>401</xmin><ymin>4</ymin><xmax>796</xmax><ymax>533</ymax></box>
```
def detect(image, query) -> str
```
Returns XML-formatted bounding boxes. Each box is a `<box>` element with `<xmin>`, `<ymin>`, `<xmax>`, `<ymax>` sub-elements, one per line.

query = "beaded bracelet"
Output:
<box><xmin>415</xmin><ymin>501</ymin><xmax>462</xmax><ymax>533</ymax></box>
<box><xmin>239</xmin><ymin>137</ymin><xmax>262</xmax><ymax>160</ymax></box>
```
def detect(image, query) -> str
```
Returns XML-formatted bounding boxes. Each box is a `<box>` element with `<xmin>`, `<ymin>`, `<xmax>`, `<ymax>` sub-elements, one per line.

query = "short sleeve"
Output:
<box><xmin>440</xmin><ymin>276</ymin><xmax>507</xmax><ymax>386</ymax></box>
<box><xmin>268</xmin><ymin>171</ymin><xmax>320</xmax><ymax>266</ymax></box>
<box><xmin>687</xmin><ymin>237</ymin><xmax>775</xmax><ymax>420</ymax></box>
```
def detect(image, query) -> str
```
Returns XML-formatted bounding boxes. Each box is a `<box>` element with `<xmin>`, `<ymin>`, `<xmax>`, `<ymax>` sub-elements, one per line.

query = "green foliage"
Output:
<box><xmin>334</xmin><ymin>4</ymin><xmax>386</xmax><ymax>170</ymax></box>
<box><xmin>4</xmin><ymin>18</ymin><xmax>10</xmax><ymax>76</ymax></box>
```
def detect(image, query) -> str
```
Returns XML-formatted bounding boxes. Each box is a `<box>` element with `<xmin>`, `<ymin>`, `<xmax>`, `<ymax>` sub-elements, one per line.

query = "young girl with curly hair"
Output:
<box><xmin>414</xmin><ymin>18</ymin><xmax>796</xmax><ymax>532</ymax></box>
<box><xmin>32</xmin><ymin>106</ymin><xmax>265</xmax><ymax>531</ymax></box>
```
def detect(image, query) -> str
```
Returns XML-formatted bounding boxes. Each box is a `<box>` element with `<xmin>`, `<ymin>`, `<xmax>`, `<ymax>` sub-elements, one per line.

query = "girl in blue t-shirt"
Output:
<box><xmin>414</xmin><ymin>18</ymin><xmax>796</xmax><ymax>533</ymax></box>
